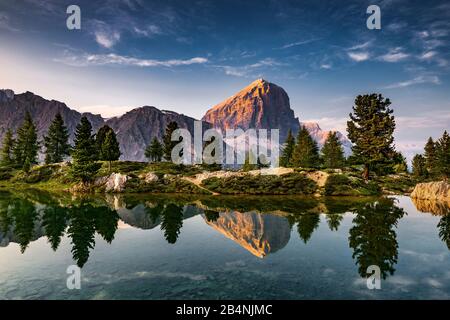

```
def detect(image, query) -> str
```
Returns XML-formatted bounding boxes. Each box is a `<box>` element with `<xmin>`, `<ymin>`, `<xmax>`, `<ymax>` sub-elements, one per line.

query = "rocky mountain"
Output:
<box><xmin>0</xmin><ymin>90</ymin><xmax>209</xmax><ymax>162</ymax></box>
<box><xmin>0</xmin><ymin>90</ymin><xmax>104</xmax><ymax>148</ymax></box>
<box><xmin>106</xmin><ymin>107</ymin><xmax>210</xmax><ymax>161</ymax></box>
<box><xmin>202</xmin><ymin>79</ymin><xmax>351</xmax><ymax>155</ymax></box>
<box><xmin>301</xmin><ymin>122</ymin><xmax>352</xmax><ymax>156</ymax></box>
<box><xmin>1</xmin><ymin>79</ymin><xmax>352</xmax><ymax>162</ymax></box>
<box><xmin>202</xmin><ymin>79</ymin><xmax>300</xmax><ymax>142</ymax></box>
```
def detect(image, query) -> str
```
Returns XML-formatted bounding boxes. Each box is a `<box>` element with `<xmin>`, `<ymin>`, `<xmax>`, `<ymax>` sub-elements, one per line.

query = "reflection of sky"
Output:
<box><xmin>0</xmin><ymin>1</ymin><xmax>449</xmax><ymax>160</ymax></box>
<box><xmin>0</xmin><ymin>196</ymin><xmax>450</xmax><ymax>299</ymax></box>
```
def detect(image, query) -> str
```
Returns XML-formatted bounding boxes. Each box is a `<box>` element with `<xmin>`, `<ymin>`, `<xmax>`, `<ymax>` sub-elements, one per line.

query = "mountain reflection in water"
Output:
<box><xmin>1</xmin><ymin>190</ymin><xmax>450</xmax><ymax>281</ymax></box>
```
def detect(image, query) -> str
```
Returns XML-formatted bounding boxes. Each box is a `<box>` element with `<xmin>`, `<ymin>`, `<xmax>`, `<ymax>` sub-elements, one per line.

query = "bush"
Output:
<box><xmin>0</xmin><ymin>167</ymin><xmax>13</xmax><ymax>181</ymax></box>
<box><xmin>324</xmin><ymin>174</ymin><xmax>357</xmax><ymax>196</ymax></box>
<box><xmin>201</xmin><ymin>173</ymin><xmax>317</xmax><ymax>195</ymax></box>
<box><xmin>325</xmin><ymin>174</ymin><xmax>382</xmax><ymax>196</ymax></box>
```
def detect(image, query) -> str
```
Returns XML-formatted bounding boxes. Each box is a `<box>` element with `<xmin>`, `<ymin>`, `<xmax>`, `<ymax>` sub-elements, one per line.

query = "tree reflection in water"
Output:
<box><xmin>348</xmin><ymin>198</ymin><xmax>405</xmax><ymax>279</ymax></box>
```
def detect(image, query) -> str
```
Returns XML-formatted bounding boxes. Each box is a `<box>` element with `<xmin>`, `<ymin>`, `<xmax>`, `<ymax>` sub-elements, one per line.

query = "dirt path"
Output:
<box><xmin>182</xmin><ymin>177</ymin><xmax>221</xmax><ymax>195</ymax></box>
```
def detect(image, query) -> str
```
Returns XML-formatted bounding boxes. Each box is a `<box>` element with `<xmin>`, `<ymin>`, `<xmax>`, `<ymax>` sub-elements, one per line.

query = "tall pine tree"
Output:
<box><xmin>0</xmin><ymin>129</ymin><xmax>15</xmax><ymax>167</ymax></box>
<box><xmin>163</xmin><ymin>121</ymin><xmax>179</xmax><ymax>161</ymax></box>
<box><xmin>280</xmin><ymin>129</ymin><xmax>295</xmax><ymax>167</ymax></box>
<box><xmin>347</xmin><ymin>94</ymin><xmax>396</xmax><ymax>180</ymax></box>
<box><xmin>321</xmin><ymin>132</ymin><xmax>345</xmax><ymax>169</ymax></box>
<box><xmin>412</xmin><ymin>154</ymin><xmax>427</xmax><ymax>178</ymax></box>
<box><xmin>13</xmin><ymin>112</ymin><xmax>39</xmax><ymax>171</ymax></box>
<box><xmin>44</xmin><ymin>113</ymin><xmax>70</xmax><ymax>164</ymax></box>
<box><xmin>436</xmin><ymin>131</ymin><xmax>450</xmax><ymax>181</ymax></box>
<box><xmin>145</xmin><ymin>137</ymin><xmax>164</xmax><ymax>162</ymax></box>
<box><xmin>290</xmin><ymin>126</ymin><xmax>320</xmax><ymax>168</ymax></box>
<box><xmin>101</xmin><ymin>130</ymin><xmax>121</xmax><ymax>173</ymax></box>
<box><xmin>424</xmin><ymin>137</ymin><xmax>439</xmax><ymax>178</ymax></box>
<box><xmin>70</xmin><ymin>117</ymin><xmax>101</xmax><ymax>183</ymax></box>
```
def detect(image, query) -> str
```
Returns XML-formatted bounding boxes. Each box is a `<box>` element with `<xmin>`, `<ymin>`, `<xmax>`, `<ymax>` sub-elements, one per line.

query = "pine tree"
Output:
<box><xmin>242</xmin><ymin>151</ymin><xmax>258</xmax><ymax>171</ymax></box>
<box><xmin>44</xmin><ymin>113</ymin><xmax>70</xmax><ymax>164</ymax></box>
<box><xmin>13</xmin><ymin>112</ymin><xmax>40</xmax><ymax>171</ymax></box>
<box><xmin>436</xmin><ymin>131</ymin><xmax>450</xmax><ymax>181</ymax></box>
<box><xmin>412</xmin><ymin>154</ymin><xmax>427</xmax><ymax>178</ymax></box>
<box><xmin>145</xmin><ymin>137</ymin><xmax>164</xmax><ymax>162</ymax></box>
<box><xmin>0</xmin><ymin>129</ymin><xmax>15</xmax><ymax>166</ymax></box>
<box><xmin>392</xmin><ymin>151</ymin><xmax>408</xmax><ymax>173</ymax></box>
<box><xmin>346</xmin><ymin>94</ymin><xmax>396</xmax><ymax>180</ymax></box>
<box><xmin>290</xmin><ymin>126</ymin><xmax>320</xmax><ymax>168</ymax></box>
<box><xmin>321</xmin><ymin>131</ymin><xmax>345</xmax><ymax>169</ymax></box>
<box><xmin>424</xmin><ymin>137</ymin><xmax>438</xmax><ymax>177</ymax></box>
<box><xmin>163</xmin><ymin>121</ymin><xmax>179</xmax><ymax>161</ymax></box>
<box><xmin>70</xmin><ymin>117</ymin><xmax>101</xmax><ymax>183</ymax></box>
<box><xmin>101</xmin><ymin>130</ymin><xmax>121</xmax><ymax>173</ymax></box>
<box><xmin>95</xmin><ymin>125</ymin><xmax>112</xmax><ymax>160</ymax></box>
<box><xmin>280</xmin><ymin>129</ymin><xmax>295</xmax><ymax>167</ymax></box>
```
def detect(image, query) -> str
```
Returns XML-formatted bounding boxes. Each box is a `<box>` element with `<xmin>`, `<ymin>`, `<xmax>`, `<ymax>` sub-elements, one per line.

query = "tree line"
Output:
<box><xmin>412</xmin><ymin>131</ymin><xmax>450</xmax><ymax>181</ymax></box>
<box><xmin>280</xmin><ymin>93</ymin><xmax>409</xmax><ymax>180</ymax></box>
<box><xmin>0</xmin><ymin>112</ymin><xmax>121</xmax><ymax>182</ymax></box>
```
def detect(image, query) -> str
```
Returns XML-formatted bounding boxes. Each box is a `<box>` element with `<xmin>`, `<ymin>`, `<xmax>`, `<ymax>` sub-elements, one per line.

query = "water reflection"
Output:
<box><xmin>0</xmin><ymin>190</ymin><xmax>449</xmax><ymax>280</ymax></box>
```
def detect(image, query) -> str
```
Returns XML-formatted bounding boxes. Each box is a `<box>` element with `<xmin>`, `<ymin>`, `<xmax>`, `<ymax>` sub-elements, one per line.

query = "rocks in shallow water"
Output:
<box><xmin>411</xmin><ymin>181</ymin><xmax>450</xmax><ymax>201</ymax></box>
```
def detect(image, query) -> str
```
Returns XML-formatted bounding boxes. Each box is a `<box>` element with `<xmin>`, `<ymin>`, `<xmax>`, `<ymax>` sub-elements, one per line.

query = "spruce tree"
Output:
<box><xmin>145</xmin><ymin>137</ymin><xmax>164</xmax><ymax>162</ymax></box>
<box><xmin>436</xmin><ymin>131</ymin><xmax>450</xmax><ymax>181</ymax></box>
<box><xmin>290</xmin><ymin>126</ymin><xmax>320</xmax><ymax>168</ymax></box>
<box><xmin>163</xmin><ymin>121</ymin><xmax>179</xmax><ymax>161</ymax></box>
<box><xmin>280</xmin><ymin>129</ymin><xmax>295</xmax><ymax>167</ymax></box>
<box><xmin>13</xmin><ymin>112</ymin><xmax>39</xmax><ymax>171</ymax></box>
<box><xmin>412</xmin><ymin>154</ymin><xmax>427</xmax><ymax>178</ymax></box>
<box><xmin>95</xmin><ymin>125</ymin><xmax>113</xmax><ymax>160</ymax></box>
<box><xmin>392</xmin><ymin>151</ymin><xmax>408</xmax><ymax>173</ymax></box>
<box><xmin>101</xmin><ymin>130</ymin><xmax>121</xmax><ymax>173</ymax></box>
<box><xmin>321</xmin><ymin>131</ymin><xmax>345</xmax><ymax>169</ymax></box>
<box><xmin>424</xmin><ymin>137</ymin><xmax>438</xmax><ymax>178</ymax></box>
<box><xmin>44</xmin><ymin>113</ymin><xmax>70</xmax><ymax>164</ymax></box>
<box><xmin>70</xmin><ymin>117</ymin><xmax>101</xmax><ymax>183</ymax></box>
<box><xmin>347</xmin><ymin>94</ymin><xmax>396</xmax><ymax>180</ymax></box>
<box><xmin>0</xmin><ymin>129</ymin><xmax>15</xmax><ymax>166</ymax></box>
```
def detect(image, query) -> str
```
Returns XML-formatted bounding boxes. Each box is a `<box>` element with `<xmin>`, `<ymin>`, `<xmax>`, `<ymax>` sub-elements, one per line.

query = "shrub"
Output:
<box><xmin>201</xmin><ymin>173</ymin><xmax>317</xmax><ymax>195</ymax></box>
<box><xmin>324</xmin><ymin>174</ymin><xmax>356</xmax><ymax>196</ymax></box>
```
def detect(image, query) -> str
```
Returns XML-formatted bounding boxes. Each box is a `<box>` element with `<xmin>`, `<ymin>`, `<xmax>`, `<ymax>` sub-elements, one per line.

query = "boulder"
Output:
<box><xmin>411</xmin><ymin>181</ymin><xmax>450</xmax><ymax>201</ymax></box>
<box><xmin>139</xmin><ymin>172</ymin><xmax>159</xmax><ymax>183</ymax></box>
<box><xmin>104</xmin><ymin>173</ymin><xmax>129</xmax><ymax>193</ymax></box>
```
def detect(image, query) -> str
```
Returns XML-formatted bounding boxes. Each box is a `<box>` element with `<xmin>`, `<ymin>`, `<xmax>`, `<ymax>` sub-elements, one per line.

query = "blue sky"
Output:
<box><xmin>0</xmin><ymin>0</ymin><xmax>449</xmax><ymax>159</ymax></box>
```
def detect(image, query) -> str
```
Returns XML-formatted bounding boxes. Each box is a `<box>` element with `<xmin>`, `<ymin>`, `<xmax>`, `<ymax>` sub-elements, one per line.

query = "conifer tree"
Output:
<box><xmin>13</xmin><ymin>112</ymin><xmax>39</xmax><ymax>171</ymax></box>
<box><xmin>347</xmin><ymin>94</ymin><xmax>396</xmax><ymax>180</ymax></box>
<box><xmin>280</xmin><ymin>129</ymin><xmax>295</xmax><ymax>167</ymax></box>
<box><xmin>44</xmin><ymin>113</ymin><xmax>70</xmax><ymax>164</ymax></box>
<box><xmin>0</xmin><ymin>129</ymin><xmax>15</xmax><ymax>166</ymax></box>
<box><xmin>321</xmin><ymin>132</ymin><xmax>345</xmax><ymax>169</ymax></box>
<box><xmin>290</xmin><ymin>126</ymin><xmax>320</xmax><ymax>168</ymax></box>
<box><xmin>436</xmin><ymin>131</ymin><xmax>450</xmax><ymax>181</ymax></box>
<box><xmin>95</xmin><ymin>125</ymin><xmax>112</xmax><ymax>160</ymax></box>
<box><xmin>412</xmin><ymin>154</ymin><xmax>427</xmax><ymax>178</ymax></box>
<box><xmin>163</xmin><ymin>121</ymin><xmax>179</xmax><ymax>161</ymax></box>
<box><xmin>424</xmin><ymin>137</ymin><xmax>438</xmax><ymax>177</ymax></box>
<box><xmin>70</xmin><ymin>117</ymin><xmax>101</xmax><ymax>183</ymax></box>
<box><xmin>145</xmin><ymin>137</ymin><xmax>164</xmax><ymax>162</ymax></box>
<box><xmin>101</xmin><ymin>130</ymin><xmax>121</xmax><ymax>173</ymax></box>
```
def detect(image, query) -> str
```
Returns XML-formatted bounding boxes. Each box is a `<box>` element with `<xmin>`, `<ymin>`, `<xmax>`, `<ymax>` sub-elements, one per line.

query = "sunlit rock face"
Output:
<box><xmin>411</xmin><ymin>181</ymin><xmax>450</xmax><ymax>201</ymax></box>
<box><xmin>202</xmin><ymin>79</ymin><xmax>300</xmax><ymax>143</ymax></box>
<box><xmin>203</xmin><ymin>211</ymin><xmax>291</xmax><ymax>258</ymax></box>
<box><xmin>412</xmin><ymin>198</ymin><xmax>450</xmax><ymax>216</ymax></box>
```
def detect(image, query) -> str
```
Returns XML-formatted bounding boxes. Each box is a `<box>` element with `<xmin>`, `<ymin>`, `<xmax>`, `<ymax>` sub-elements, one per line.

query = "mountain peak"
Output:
<box><xmin>202</xmin><ymin>79</ymin><xmax>300</xmax><ymax>141</ymax></box>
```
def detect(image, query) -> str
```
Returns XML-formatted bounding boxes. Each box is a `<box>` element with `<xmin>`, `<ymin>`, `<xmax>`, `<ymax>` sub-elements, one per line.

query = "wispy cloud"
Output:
<box><xmin>56</xmin><ymin>51</ymin><xmax>208</xmax><ymax>68</ymax></box>
<box><xmin>348</xmin><ymin>52</ymin><xmax>370</xmax><ymax>62</ymax></box>
<box><xmin>0</xmin><ymin>12</ymin><xmax>20</xmax><ymax>32</ymax></box>
<box><xmin>95</xmin><ymin>31</ymin><xmax>121</xmax><ymax>49</ymax></box>
<box><xmin>133</xmin><ymin>25</ymin><xmax>163</xmax><ymax>37</ymax></box>
<box><xmin>383</xmin><ymin>75</ymin><xmax>441</xmax><ymax>89</ymax></box>
<box><xmin>378</xmin><ymin>48</ymin><xmax>409</xmax><ymax>62</ymax></box>
<box><xmin>277</xmin><ymin>38</ymin><xmax>320</xmax><ymax>50</ymax></box>
<box><xmin>348</xmin><ymin>41</ymin><xmax>372</xmax><ymax>51</ymax></box>
<box><xmin>217</xmin><ymin>58</ymin><xmax>283</xmax><ymax>77</ymax></box>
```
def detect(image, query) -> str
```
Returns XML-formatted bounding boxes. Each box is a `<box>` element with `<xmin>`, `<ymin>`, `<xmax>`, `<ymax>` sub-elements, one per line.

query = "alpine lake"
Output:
<box><xmin>1</xmin><ymin>189</ymin><xmax>450</xmax><ymax>299</ymax></box>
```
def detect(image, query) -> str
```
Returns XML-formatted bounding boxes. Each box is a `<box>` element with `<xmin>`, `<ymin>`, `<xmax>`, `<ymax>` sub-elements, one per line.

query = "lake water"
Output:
<box><xmin>0</xmin><ymin>190</ymin><xmax>450</xmax><ymax>300</ymax></box>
